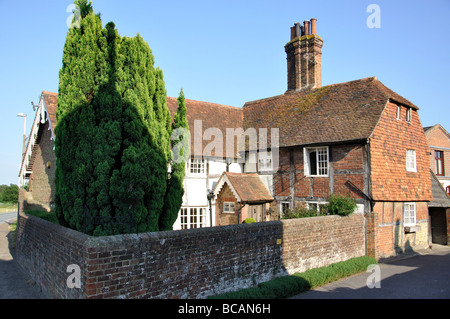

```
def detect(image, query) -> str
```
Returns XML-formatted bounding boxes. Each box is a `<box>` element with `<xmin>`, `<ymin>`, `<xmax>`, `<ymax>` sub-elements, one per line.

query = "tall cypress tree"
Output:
<box><xmin>55</xmin><ymin>0</ymin><xmax>107</xmax><ymax>230</ymax></box>
<box><xmin>55</xmin><ymin>1</ymin><xmax>185</xmax><ymax>235</ymax></box>
<box><xmin>160</xmin><ymin>89</ymin><xmax>190</xmax><ymax>230</ymax></box>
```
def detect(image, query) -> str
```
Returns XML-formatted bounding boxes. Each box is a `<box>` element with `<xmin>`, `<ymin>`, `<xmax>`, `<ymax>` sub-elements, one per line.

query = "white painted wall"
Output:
<box><xmin>172</xmin><ymin>158</ymin><xmax>243</xmax><ymax>230</ymax></box>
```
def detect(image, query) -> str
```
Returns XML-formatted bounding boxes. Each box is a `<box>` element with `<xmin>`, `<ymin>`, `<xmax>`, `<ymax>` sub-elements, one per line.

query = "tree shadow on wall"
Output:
<box><xmin>54</xmin><ymin>25</ymin><xmax>169</xmax><ymax>236</ymax></box>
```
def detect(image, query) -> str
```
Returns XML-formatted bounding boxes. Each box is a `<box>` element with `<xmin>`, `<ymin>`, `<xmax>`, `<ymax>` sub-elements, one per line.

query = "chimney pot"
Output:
<box><xmin>310</xmin><ymin>18</ymin><xmax>317</xmax><ymax>35</ymax></box>
<box><xmin>286</xmin><ymin>18</ymin><xmax>323</xmax><ymax>91</ymax></box>
<box><xmin>303</xmin><ymin>20</ymin><xmax>310</xmax><ymax>35</ymax></box>
<box><xmin>295</xmin><ymin>22</ymin><xmax>301</xmax><ymax>38</ymax></box>
<box><xmin>290</xmin><ymin>26</ymin><xmax>296</xmax><ymax>40</ymax></box>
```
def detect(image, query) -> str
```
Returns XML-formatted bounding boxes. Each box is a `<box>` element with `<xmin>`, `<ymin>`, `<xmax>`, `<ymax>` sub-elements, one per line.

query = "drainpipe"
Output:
<box><xmin>364</xmin><ymin>138</ymin><xmax>372</xmax><ymax>257</ymax></box>
<box><xmin>207</xmin><ymin>189</ymin><xmax>214</xmax><ymax>227</ymax></box>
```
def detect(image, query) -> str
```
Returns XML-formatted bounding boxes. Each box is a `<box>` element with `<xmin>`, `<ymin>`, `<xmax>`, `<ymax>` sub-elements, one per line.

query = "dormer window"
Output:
<box><xmin>406</xmin><ymin>107</ymin><xmax>412</xmax><ymax>122</ymax></box>
<box><xmin>396</xmin><ymin>105</ymin><xmax>401</xmax><ymax>120</ymax></box>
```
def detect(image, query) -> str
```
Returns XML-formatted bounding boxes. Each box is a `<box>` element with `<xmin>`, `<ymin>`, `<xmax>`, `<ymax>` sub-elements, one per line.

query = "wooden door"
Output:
<box><xmin>430</xmin><ymin>208</ymin><xmax>447</xmax><ymax>245</ymax></box>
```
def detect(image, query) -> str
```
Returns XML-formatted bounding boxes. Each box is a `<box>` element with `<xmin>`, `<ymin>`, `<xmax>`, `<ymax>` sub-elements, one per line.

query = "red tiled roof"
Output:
<box><xmin>41</xmin><ymin>91</ymin><xmax>58</xmax><ymax>133</ymax></box>
<box><xmin>215</xmin><ymin>172</ymin><xmax>274</xmax><ymax>203</ymax></box>
<box><xmin>40</xmin><ymin>92</ymin><xmax>244</xmax><ymax>159</ymax></box>
<box><xmin>243</xmin><ymin>76</ymin><xmax>418</xmax><ymax>149</ymax></box>
<box><xmin>166</xmin><ymin>96</ymin><xmax>243</xmax><ymax>158</ymax></box>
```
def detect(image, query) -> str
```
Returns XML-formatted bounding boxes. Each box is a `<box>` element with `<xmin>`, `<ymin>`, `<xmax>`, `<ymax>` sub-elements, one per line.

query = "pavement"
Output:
<box><xmin>293</xmin><ymin>244</ymin><xmax>450</xmax><ymax>299</ymax></box>
<box><xmin>0</xmin><ymin>214</ymin><xmax>49</xmax><ymax>299</ymax></box>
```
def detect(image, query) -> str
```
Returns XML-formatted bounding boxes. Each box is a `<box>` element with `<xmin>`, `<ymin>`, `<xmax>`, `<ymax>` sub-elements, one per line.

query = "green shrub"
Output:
<box><xmin>24</xmin><ymin>210</ymin><xmax>59</xmax><ymax>224</ymax></box>
<box><xmin>208</xmin><ymin>256</ymin><xmax>377</xmax><ymax>299</ymax></box>
<box><xmin>281</xmin><ymin>203</ymin><xmax>326</xmax><ymax>220</ymax></box>
<box><xmin>327</xmin><ymin>194</ymin><xmax>357</xmax><ymax>216</ymax></box>
<box><xmin>243</xmin><ymin>218</ymin><xmax>256</xmax><ymax>224</ymax></box>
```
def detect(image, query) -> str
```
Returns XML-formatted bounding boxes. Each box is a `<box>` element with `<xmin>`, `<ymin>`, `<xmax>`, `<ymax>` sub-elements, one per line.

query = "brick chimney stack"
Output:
<box><xmin>285</xmin><ymin>18</ymin><xmax>323</xmax><ymax>91</ymax></box>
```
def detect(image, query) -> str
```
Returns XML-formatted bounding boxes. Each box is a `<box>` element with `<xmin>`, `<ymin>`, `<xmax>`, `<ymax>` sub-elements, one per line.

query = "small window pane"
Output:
<box><xmin>404</xmin><ymin>203</ymin><xmax>416</xmax><ymax>226</ymax></box>
<box><xmin>406</xmin><ymin>150</ymin><xmax>416</xmax><ymax>172</ymax></box>
<box><xmin>190</xmin><ymin>159</ymin><xmax>205</xmax><ymax>174</ymax></box>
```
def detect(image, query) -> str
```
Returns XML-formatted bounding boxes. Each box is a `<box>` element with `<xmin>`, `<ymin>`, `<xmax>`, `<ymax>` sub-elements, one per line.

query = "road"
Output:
<box><xmin>0</xmin><ymin>211</ymin><xmax>17</xmax><ymax>223</ymax></box>
<box><xmin>293</xmin><ymin>244</ymin><xmax>450</xmax><ymax>299</ymax></box>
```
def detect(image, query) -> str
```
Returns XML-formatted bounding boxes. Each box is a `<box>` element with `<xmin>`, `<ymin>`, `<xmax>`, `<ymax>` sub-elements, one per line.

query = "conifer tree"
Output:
<box><xmin>55</xmin><ymin>0</ymin><xmax>107</xmax><ymax>230</ymax></box>
<box><xmin>160</xmin><ymin>89</ymin><xmax>190</xmax><ymax>230</ymax></box>
<box><xmin>55</xmin><ymin>0</ymin><xmax>186</xmax><ymax>235</ymax></box>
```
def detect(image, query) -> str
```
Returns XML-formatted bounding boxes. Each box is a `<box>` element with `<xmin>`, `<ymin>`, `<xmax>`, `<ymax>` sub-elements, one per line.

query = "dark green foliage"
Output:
<box><xmin>25</xmin><ymin>210</ymin><xmax>59</xmax><ymax>224</ymax></box>
<box><xmin>0</xmin><ymin>184</ymin><xmax>19</xmax><ymax>203</ymax></box>
<box><xmin>208</xmin><ymin>256</ymin><xmax>377</xmax><ymax>299</ymax></box>
<box><xmin>281</xmin><ymin>194</ymin><xmax>357</xmax><ymax>220</ymax></box>
<box><xmin>55</xmin><ymin>1</ymin><xmax>186</xmax><ymax>235</ymax></box>
<box><xmin>160</xmin><ymin>89</ymin><xmax>190</xmax><ymax>231</ymax></box>
<box><xmin>327</xmin><ymin>194</ymin><xmax>357</xmax><ymax>216</ymax></box>
<box><xmin>280</xmin><ymin>205</ymin><xmax>325</xmax><ymax>219</ymax></box>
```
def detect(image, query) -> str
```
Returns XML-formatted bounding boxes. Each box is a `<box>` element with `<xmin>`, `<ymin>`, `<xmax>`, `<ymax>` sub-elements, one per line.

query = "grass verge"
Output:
<box><xmin>208</xmin><ymin>256</ymin><xmax>377</xmax><ymax>299</ymax></box>
<box><xmin>7</xmin><ymin>222</ymin><xmax>17</xmax><ymax>250</ymax></box>
<box><xmin>0</xmin><ymin>202</ymin><xmax>17</xmax><ymax>213</ymax></box>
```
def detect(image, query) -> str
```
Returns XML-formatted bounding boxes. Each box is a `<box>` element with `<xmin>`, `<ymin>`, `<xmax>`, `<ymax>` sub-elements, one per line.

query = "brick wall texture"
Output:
<box><xmin>426</xmin><ymin>125</ymin><xmax>450</xmax><ymax>186</ymax></box>
<box><xmin>274</xmin><ymin>143</ymin><xmax>366</xmax><ymax>201</ymax></box>
<box><xmin>366</xmin><ymin>201</ymin><xmax>429</xmax><ymax>259</ymax></box>
<box><xmin>28</xmin><ymin>121</ymin><xmax>56</xmax><ymax>209</ymax></box>
<box><xmin>15</xmin><ymin>208</ymin><xmax>365</xmax><ymax>299</ymax></box>
<box><xmin>370</xmin><ymin>102</ymin><xmax>432</xmax><ymax>202</ymax></box>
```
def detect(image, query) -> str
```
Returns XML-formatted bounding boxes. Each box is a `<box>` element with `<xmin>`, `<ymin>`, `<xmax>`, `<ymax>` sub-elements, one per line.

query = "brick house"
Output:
<box><xmin>213</xmin><ymin>172</ymin><xmax>274</xmax><ymax>225</ymax></box>
<box><xmin>424</xmin><ymin>124</ymin><xmax>450</xmax><ymax>245</ymax></box>
<box><xmin>240</xmin><ymin>19</ymin><xmax>433</xmax><ymax>258</ymax></box>
<box><xmin>428</xmin><ymin>170</ymin><xmax>450</xmax><ymax>245</ymax></box>
<box><xmin>18</xmin><ymin>91</ymin><xmax>58</xmax><ymax>212</ymax></box>
<box><xmin>19</xmin><ymin>92</ymin><xmax>245</xmax><ymax>229</ymax></box>
<box><xmin>20</xmin><ymin>18</ymin><xmax>435</xmax><ymax>259</ymax></box>
<box><xmin>424</xmin><ymin>124</ymin><xmax>450</xmax><ymax>194</ymax></box>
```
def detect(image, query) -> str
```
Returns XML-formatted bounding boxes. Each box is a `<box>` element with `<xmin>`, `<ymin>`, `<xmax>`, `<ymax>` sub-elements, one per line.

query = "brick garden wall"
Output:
<box><xmin>15</xmin><ymin>207</ymin><xmax>365</xmax><ymax>299</ymax></box>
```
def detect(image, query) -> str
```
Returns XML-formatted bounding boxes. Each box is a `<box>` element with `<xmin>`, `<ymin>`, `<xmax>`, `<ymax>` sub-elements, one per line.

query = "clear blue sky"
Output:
<box><xmin>1</xmin><ymin>0</ymin><xmax>449</xmax><ymax>186</ymax></box>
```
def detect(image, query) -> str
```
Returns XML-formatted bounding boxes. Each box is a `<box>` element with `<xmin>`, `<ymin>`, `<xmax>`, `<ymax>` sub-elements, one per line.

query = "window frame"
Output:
<box><xmin>435</xmin><ymin>150</ymin><xmax>444</xmax><ymax>176</ymax></box>
<box><xmin>258</xmin><ymin>150</ymin><xmax>273</xmax><ymax>172</ymax></box>
<box><xmin>396</xmin><ymin>105</ymin><xmax>401</xmax><ymax>120</ymax></box>
<box><xmin>305</xmin><ymin>201</ymin><xmax>329</xmax><ymax>214</ymax></box>
<box><xmin>406</xmin><ymin>149</ymin><xmax>417</xmax><ymax>172</ymax></box>
<box><xmin>403</xmin><ymin>202</ymin><xmax>416</xmax><ymax>227</ymax></box>
<box><xmin>406</xmin><ymin>107</ymin><xmax>412</xmax><ymax>122</ymax></box>
<box><xmin>222</xmin><ymin>201</ymin><xmax>236</xmax><ymax>214</ymax></box>
<box><xmin>279</xmin><ymin>201</ymin><xmax>291</xmax><ymax>217</ymax></box>
<box><xmin>180</xmin><ymin>207</ymin><xmax>207</xmax><ymax>229</ymax></box>
<box><xmin>188</xmin><ymin>158</ymin><xmax>205</xmax><ymax>175</ymax></box>
<box><xmin>304</xmin><ymin>146</ymin><xmax>329</xmax><ymax>177</ymax></box>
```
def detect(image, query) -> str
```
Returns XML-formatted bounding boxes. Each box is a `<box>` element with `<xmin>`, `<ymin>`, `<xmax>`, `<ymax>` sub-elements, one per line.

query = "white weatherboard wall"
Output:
<box><xmin>172</xmin><ymin>159</ymin><xmax>243</xmax><ymax>230</ymax></box>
